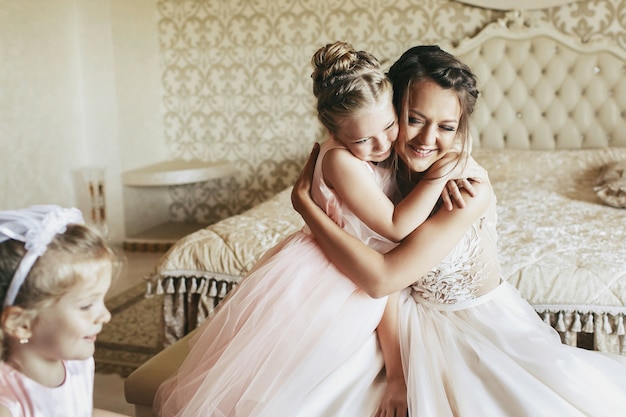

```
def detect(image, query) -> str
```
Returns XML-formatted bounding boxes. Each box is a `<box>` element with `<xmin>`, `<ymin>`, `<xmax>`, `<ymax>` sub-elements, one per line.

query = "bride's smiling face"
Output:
<box><xmin>395</xmin><ymin>79</ymin><xmax>461</xmax><ymax>173</ymax></box>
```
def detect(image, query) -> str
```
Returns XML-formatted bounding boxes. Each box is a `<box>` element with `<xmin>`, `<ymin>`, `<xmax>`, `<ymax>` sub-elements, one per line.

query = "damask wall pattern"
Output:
<box><xmin>157</xmin><ymin>0</ymin><xmax>626</xmax><ymax>224</ymax></box>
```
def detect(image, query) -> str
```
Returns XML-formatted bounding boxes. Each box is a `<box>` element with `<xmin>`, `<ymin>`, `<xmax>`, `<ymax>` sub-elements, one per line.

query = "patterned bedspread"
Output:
<box><xmin>476</xmin><ymin>148</ymin><xmax>626</xmax><ymax>312</ymax></box>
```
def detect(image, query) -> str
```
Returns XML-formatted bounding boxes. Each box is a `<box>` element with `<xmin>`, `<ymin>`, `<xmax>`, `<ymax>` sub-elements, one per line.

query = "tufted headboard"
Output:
<box><xmin>446</xmin><ymin>11</ymin><xmax>626</xmax><ymax>150</ymax></box>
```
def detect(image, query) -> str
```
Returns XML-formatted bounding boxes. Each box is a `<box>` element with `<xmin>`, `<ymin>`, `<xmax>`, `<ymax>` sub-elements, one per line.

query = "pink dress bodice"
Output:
<box><xmin>310</xmin><ymin>138</ymin><xmax>399</xmax><ymax>253</ymax></box>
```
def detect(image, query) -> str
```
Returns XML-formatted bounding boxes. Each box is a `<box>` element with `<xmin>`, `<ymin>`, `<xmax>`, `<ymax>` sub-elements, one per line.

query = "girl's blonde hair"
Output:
<box><xmin>311</xmin><ymin>41</ymin><xmax>393</xmax><ymax>135</ymax></box>
<box><xmin>0</xmin><ymin>223</ymin><xmax>115</xmax><ymax>358</ymax></box>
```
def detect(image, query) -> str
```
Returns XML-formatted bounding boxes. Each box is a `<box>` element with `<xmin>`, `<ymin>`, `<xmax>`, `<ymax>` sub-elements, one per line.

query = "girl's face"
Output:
<box><xmin>332</xmin><ymin>97</ymin><xmax>398</xmax><ymax>163</ymax></box>
<box><xmin>28</xmin><ymin>259</ymin><xmax>112</xmax><ymax>361</ymax></box>
<box><xmin>396</xmin><ymin>79</ymin><xmax>461</xmax><ymax>173</ymax></box>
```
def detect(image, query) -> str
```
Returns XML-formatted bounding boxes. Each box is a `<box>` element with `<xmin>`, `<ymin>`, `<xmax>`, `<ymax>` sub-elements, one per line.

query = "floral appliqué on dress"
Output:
<box><xmin>410</xmin><ymin>218</ymin><xmax>487</xmax><ymax>304</ymax></box>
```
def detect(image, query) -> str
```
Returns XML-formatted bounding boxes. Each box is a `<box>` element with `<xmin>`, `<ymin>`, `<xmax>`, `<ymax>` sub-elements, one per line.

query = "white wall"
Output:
<box><xmin>0</xmin><ymin>0</ymin><xmax>167</xmax><ymax>243</ymax></box>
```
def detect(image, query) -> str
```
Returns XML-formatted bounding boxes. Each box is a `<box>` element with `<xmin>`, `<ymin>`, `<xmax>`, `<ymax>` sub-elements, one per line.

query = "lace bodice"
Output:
<box><xmin>411</xmin><ymin>206</ymin><xmax>497</xmax><ymax>305</ymax></box>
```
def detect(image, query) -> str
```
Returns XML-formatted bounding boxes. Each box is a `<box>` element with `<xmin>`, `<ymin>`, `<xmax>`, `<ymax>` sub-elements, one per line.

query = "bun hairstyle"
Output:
<box><xmin>311</xmin><ymin>41</ymin><xmax>392</xmax><ymax>135</ymax></box>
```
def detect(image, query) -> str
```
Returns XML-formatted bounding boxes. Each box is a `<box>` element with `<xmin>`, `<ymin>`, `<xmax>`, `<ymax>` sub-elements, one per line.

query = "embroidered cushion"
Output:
<box><xmin>594</xmin><ymin>160</ymin><xmax>626</xmax><ymax>208</ymax></box>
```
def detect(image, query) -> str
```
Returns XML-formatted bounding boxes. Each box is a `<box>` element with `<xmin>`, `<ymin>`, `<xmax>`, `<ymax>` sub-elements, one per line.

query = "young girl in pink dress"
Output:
<box><xmin>154</xmin><ymin>42</ymin><xmax>480</xmax><ymax>417</ymax></box>
<box><xmin>292</xmin><ymin>45</ymin><xmax>626</xmax><ymax>417</ymax></box>
<box><xmin>0</xmin><ymin>205</ymin><xmax>127</xmax><ymax>417</ymax></box>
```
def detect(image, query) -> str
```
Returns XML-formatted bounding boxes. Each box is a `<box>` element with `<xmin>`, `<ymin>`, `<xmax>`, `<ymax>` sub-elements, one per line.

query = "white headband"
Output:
<box><xmin>0</xmin><ymin>205</ymin><xmax>84</xmax><ymax>307</ymax></box>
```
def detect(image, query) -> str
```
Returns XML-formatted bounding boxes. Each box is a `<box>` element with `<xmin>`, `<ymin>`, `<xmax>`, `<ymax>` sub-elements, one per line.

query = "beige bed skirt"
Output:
<box><xmin>148</xmin><ymin>274</ymin><xmax>241</xmax><ymax>346</ymax></box>
<box><xmin>148</xmin><ymin>274</ymin><xmax>626</xmax><ymax>355</ymax></box>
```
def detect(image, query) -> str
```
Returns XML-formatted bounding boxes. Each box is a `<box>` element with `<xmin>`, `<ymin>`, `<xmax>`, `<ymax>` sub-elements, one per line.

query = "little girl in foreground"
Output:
<box><xmin>0</xmin><ymin>205</ymin><xmax>127</xmax><ymax>417</ymax></box>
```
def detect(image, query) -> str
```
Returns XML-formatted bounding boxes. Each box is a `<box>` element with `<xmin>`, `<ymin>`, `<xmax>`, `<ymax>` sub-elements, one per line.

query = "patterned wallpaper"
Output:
<box><xmin>158</xmin><ymin>0</ymin><xmax>626</xmax><ymax>224</ymax></box>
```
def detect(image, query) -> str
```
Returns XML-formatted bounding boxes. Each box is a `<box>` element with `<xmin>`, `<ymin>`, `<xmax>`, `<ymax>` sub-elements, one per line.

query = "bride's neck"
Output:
<box><xmin>396</xmin><ymin>162</ymin><xmax>424</xmax><ymax>197</ymax></box>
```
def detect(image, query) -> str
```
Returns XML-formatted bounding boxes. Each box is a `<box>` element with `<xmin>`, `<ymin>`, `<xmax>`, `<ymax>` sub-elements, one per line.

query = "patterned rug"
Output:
<box><xmin>95</xmin><ymin>282</ymin><xmax>164</xmax><ymax>377</ymax></box>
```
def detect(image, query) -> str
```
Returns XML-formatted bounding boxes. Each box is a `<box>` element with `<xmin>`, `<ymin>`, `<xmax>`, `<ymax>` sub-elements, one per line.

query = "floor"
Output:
<box><xmin>94</xmin><ymin>248</ymin><xmax>165</xmax><ymax>416</ymax></box>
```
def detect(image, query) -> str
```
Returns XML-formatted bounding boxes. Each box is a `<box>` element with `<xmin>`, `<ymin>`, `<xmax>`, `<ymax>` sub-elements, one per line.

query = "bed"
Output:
<box><xmin>126</xmin><ymin>9</ymin><xmax>626</xmax><ymax>417</ymax></box>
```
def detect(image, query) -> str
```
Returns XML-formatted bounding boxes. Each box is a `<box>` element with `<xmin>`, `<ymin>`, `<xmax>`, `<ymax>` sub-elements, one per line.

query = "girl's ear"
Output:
<box><xmin>1</xmin><ymin>306</ymin><xmax>34</xmax><ymax>341</ymax></box>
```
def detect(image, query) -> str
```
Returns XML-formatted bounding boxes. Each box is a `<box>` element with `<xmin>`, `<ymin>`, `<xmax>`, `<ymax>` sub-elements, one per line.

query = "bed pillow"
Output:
<box><xmin>594</xmin><ymin>160</ymin><xmax>626</xmax><ymax>208</ymax></box>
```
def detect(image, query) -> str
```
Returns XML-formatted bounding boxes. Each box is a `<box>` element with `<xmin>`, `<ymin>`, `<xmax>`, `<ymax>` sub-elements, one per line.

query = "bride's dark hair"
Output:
<box><xmin>388</xmin><ymin>45</ymin><xmax>480</xmax><ymax>196</ymax></box>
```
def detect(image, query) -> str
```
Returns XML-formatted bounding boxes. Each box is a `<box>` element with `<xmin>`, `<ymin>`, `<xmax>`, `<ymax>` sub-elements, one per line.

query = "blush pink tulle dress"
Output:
<box><xmin>154</xmin><ymin>139</ymin><xmax>399</xmax><ymax>417</ymax></box>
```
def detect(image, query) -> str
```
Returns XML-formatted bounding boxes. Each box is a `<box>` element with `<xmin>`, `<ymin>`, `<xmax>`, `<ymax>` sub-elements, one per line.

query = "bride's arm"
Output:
<box><xmin>292</xmin><ymin>144</ymin><xmax>492</xmax><ymax>298</ymax></box>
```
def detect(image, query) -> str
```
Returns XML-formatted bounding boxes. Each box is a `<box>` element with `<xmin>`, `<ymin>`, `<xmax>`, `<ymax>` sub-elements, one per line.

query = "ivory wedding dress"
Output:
<box><xmin>397</xmin><ymin>189</ymin><xmax>626</xmax><ymax>416</ymax></box>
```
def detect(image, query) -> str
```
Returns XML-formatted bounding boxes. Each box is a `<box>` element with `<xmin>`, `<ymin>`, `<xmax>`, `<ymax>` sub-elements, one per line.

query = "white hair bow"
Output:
<box><xmin>0</xmin><ymin>205</ymin><xmax>84</xmax><ymax>307</ymax></box>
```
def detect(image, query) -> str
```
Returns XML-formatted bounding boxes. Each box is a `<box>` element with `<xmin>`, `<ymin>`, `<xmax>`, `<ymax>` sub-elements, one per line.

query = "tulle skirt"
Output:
<box><xmin>399</xmin><ymin>281</ymin><xmax>626</xmax><ymax>417</ymax></box>
<box><xmin>155</xmin><ymin>231</ymin><xmax>388</xmax><ymax>417</ymax></box>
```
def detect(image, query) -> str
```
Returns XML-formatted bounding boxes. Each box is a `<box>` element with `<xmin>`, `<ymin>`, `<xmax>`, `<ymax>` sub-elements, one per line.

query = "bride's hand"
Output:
<box><xmin>291</xmin><ymin>142</ymin><xmax>320</xmax><ymax>214</ymax></box>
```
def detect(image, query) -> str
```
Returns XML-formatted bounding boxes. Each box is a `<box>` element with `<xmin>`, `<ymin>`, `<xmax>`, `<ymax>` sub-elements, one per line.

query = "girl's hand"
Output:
<box><xmin>375</xmin><ymin>376</ymin><xmax>408</xmax><ymax>417</ymax></box>
<box><xmin>291</xmin><ymin>142</ymin><xmax>320</xmax><ymax>214</ymax></box>
<box><xmin>458</xmin><ymin>154</ymin><xmax>487</xmax><ymax>184</ymax></box>
<box><xmin>441</xmin><ymin>179</ymin><xmax>468</xmax><ymax>210</ymax></box>
<box><xmin>428</xmin><ymin>153</ymin><xmax>488</xmax><ymax>210</ymax></box>
<box><xmin>426</xmin><ymin>152</ymin><xmax>486</xmax><ymax>183</ymax></box>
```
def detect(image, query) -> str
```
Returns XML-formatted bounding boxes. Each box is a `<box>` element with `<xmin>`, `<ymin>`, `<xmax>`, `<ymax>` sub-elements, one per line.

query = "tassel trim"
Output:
<box><xmin>556</xmin><ymin>311</ymin><xmax>566</xmax><ymax>332</ymax></box>
<box><xmin>617</xmin><ymin>314</ymin><xmax>625</xmax><ymax>336</ymax></box>
<box><xmin>533</xmin><ymin>308</ymin><xmax>626</xmax><ymax>337</ymax></box>
<box><xmin>150</xmin><ymin>273</ymin><xmax>241</xmax><ymax>303</ymax></box>
<box><xmin>602</xmin><ymin>313</ymin><xmax>613</xmax><ymax>335</ymax></box>
<box><xmin>153</xmin><ymin>277</ymin><xmax>626</xmax><ymax>354</ymax></box>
